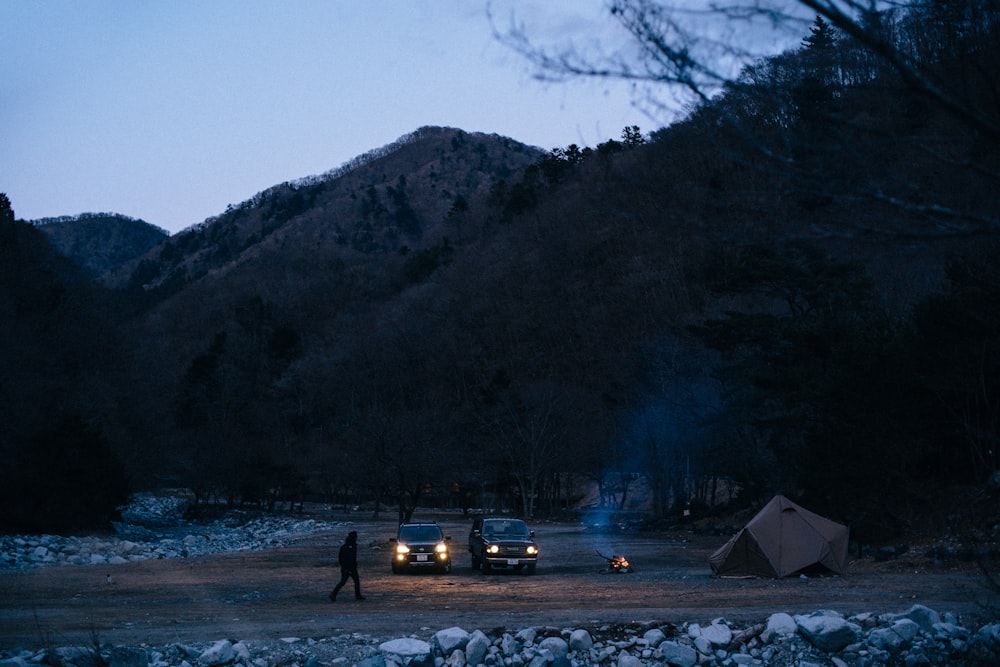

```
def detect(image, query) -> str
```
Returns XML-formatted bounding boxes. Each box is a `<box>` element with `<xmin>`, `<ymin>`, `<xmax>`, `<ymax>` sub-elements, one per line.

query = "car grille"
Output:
<box><xmin>494</xmin><ymin>545</ymin><xmax>534</xmax><ymax>558</ymax></box>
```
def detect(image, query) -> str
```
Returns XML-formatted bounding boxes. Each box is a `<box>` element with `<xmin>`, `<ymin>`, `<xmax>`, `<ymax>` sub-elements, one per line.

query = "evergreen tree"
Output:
<box><xmin>0</xmin><ymin>192</ymin><xmax>14</xmax><ymax>225</ymax></box>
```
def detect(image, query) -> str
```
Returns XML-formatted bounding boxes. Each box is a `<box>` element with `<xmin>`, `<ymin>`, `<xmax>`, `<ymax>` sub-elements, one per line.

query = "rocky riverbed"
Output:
<box><xmin>2</xmin><ymin>606</ymin><xmax>999</xmax><ymax>667</ymax></box>
<box><xmin>2</xmin><ymin>495</ymin><xmax>999</xmax><ymax>666</ymax></box>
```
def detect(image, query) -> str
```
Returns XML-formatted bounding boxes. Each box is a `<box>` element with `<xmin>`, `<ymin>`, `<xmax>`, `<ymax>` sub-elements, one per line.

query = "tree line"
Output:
<box><xmin>2</xmin><ymin>2</ymin><xmax>998</xmax><ymax>542</ymax></box>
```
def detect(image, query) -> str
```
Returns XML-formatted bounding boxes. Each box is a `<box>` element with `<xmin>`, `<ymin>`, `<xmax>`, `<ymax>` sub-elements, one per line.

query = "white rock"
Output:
<box><xmin>379</xmin><ymin>638</ymin><xmax>432</xmax><ymax>657</ymax></box>
<box><xmin>435</xmin><ymin>627</ymin><xmax>471</xmax><ymax>654</ymax></box>
<box><xmin>199</xmin><ymin>640</ymin><xmax>235</xmax><ymax>666</ymax></box>
<box><xmin>762</xmin><ymin>612</ymin><xmax>798</xmax><ymax>643</ymax></box>
<box><xmin>641</xmin><ymin>628</ymin><xmax>665</xmax><ymax>648</ymax></box>
<box><xmin>688</xmin><ymin>620</ymin><xmax>732</xmax><ymax>646</ymax></box>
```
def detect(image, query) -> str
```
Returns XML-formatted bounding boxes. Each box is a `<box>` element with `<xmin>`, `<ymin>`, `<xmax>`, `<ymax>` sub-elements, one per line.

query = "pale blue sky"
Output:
<box><xmin>3</xmin><ymin>1</ymin><xmax>807</xmax><ymax>234</ymax></box>
<box><xmin>3</xmin><ymin>1</ymin><xmax>656</xmax><ymax>233</ymax></box>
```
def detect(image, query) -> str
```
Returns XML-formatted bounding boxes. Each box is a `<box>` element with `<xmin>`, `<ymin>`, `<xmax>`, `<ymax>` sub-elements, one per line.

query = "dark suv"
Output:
<box><xmin>390</xmin><ymin>523</ymin><xmax>452</xmax><ymax>573</ymax></box>
<box><xmin>468</xmin><ymin>516</ymin><xmax>538</xmax><ymax>574</ymax></box>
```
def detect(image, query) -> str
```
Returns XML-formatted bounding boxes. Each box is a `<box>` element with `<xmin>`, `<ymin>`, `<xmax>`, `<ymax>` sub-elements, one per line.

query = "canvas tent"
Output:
<box><xmin>709</xmin><ymin>495</ymin><xmax>849</xmax><ymax>578</ymax></box>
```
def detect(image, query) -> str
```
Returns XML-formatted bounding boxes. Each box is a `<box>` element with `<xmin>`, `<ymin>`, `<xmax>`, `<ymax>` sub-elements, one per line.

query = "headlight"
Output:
<box><xmin>435</xmin><ymin>543</ymin><xmax>448</xmax><ymax>554</ymax></box>
<box><xmin>526</xmin><ymin>545</ymin><xmax>538</xmax><ymax>555</ymax></box>
<box><xmin>486</xmin><ymin>545</ymin><xmax>500</xmax><ymax>554</ymax></box>
<box><xmin>396</xmin><ymin>544</ymin><xmax>410</xmax><ymax>555</ymax></box>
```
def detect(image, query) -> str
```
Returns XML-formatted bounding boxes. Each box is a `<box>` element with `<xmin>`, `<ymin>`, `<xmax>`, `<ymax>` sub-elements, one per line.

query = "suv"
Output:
<box><xmin>468</xmin><ymin>516</ymin><xmax>538</xmax><ymax>574</ymax></box>
<box><xmin>390</xmin><ymin>523</ymin><xmax>452</xmax><ymax>573</ymax></box>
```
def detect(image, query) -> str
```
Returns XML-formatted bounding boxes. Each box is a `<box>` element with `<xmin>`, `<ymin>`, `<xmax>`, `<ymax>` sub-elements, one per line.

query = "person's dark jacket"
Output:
<box><xmin>338</xmin><ymin>535</ymin><xmax>358</xmax><ymax>570</ymax></box>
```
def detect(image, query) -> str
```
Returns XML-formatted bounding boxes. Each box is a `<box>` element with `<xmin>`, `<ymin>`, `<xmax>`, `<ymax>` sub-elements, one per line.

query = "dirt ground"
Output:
<box><xmin>1</xmin><ymin>516</ymin><xmax>998</xmax><ymax>650</ymax></box>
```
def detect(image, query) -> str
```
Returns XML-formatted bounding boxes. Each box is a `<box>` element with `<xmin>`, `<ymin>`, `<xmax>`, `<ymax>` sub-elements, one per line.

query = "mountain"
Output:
<box><xmin>32</xmin><ymin>213</ymin><xmax>168</xmax><ymax>277</ymax></box>
<box><xmin>102</xmin><ymin>126</ymin><xmax>541</xmax><ymax>296</ymax></box>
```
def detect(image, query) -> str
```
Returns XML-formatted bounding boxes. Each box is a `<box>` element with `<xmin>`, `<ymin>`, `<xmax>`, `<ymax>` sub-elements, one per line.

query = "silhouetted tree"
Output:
<box><xmin>0</xmin><ymin>192</ymin><xmax>14</xmax><ymax>225</ymax></box>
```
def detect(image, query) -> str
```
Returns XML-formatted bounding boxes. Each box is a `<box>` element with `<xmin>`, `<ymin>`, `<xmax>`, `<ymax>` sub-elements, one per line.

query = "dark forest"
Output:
<box><xmin>2</xmin><ymin>2</ymin><xmax>999</xmax><ymax>545</ymax></box>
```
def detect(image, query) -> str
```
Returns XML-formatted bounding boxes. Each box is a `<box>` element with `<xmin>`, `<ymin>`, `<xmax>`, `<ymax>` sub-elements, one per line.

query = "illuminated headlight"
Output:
<box><xmin>486</xmin><ymin>545</ymin><xmax>500</xmax><ymax>554</ymax></box>
<box><xmin>435</xmin><ymin>543</ymin><xmax>448</xmax><ymax>554</ymax></box>
<box><xmin>396</xmin><ymin>544</ymin><xmax>410</xmax><ymax>555</ymax></box>
<box><xmin>526</xmin><ymin>545</ymin><xmax>538</xmax><ymax>555</ymax></box>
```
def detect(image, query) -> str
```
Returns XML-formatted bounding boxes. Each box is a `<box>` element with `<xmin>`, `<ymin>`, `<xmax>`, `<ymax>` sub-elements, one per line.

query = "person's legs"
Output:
<box><xmin>350</xmin><ymin>569</ymin><xmax>364</xmax><ymax>599</ymax></box>
<box><xmin>330</xmin><ymin>569</ymin><xmax>350</xmax><ymax>601</ymax></box>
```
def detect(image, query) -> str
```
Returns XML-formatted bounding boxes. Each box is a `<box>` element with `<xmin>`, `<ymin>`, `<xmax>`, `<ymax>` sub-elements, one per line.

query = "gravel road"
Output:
<box><xmin>2</xmin><ymin>515</ymin><xmax>996</xmax><ymax>651</ymax></box>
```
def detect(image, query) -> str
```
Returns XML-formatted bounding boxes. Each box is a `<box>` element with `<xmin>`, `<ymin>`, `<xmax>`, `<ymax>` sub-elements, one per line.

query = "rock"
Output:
<box><xmin>617</xmin><ymin>653</ymin><xmax>643</xmax><ymax>667</ymax></box>
<box><xmin>445</xmin><ymin>649</ymin><xmax>466</xmax><ymax>667</ymax></box>
<box><xmin>569</xmin><ymin>629</ymin><xmax>593</xmax><ymax>652</ymax></box>
<box><xmin>762</xmin><ymin>613</ymin><xmax>797</xmax><ymax>643</ymax></box>
<box><xmin>232</xmin><ymin>642</ymin><xmax>252</xmax><ymax>663</ymax></box>
<box><xmin>465</xmin><ymin>631</ymin><xmax>490</xmax><ymax>666</ymax></box>
<box><xmin>537</xmin><ymin>637</ymin><xmax>568</xmax><ymax>667</ymax></box>
<box><xmin>199</xmin><ymin>640</ymin><xmax>235</xmax><ymax>666</ymax></box>
<box><xmin>379</xmin><ymin>638</ymin><xmax>432</xmax><ymax>658</ymax></box>
<box><xmin>687</xmin><ymin>619</ymin><xmax>732</xmax><ymax>646</ymax></box>
<box><xmin>434</xmin><ymin>627</ymin><xmax>471</xmax><ymax>655</ymax></box>
<box><xmin>869</xmin><ymin>618</ymin><xmax>920</xmax><ymax>651</ymax></box>
<box><xmin>55</xmin><ymin>647</ymin><xmax>101</xmax><ymax>667</ymax></box>
<box><xmin>888</xmin><ymin>604</ymin><xmax>941</xmax><ymax>632</ymax></box>
<box><xmin>794</xmin><ymin>611</ymin><xmax>863</xmax><ymax>652</ymax></box>
<box><xmin>110</xmin><ymin>647</ymin><xmax>149</xmax><ymax>667</ymax></box>
<box><xmin>514</xmin><ymin>628</ymin><xmax>536</xmax><ymax>645</ymax></box>
<box><xmin>657</xmin><ymin>641</ymin><xmax>697</xmax><ymax>667</ymax></box>
<box><xmin>641</xmin><ymin>628</ymin><xmax>665</xmax><ymax>648</ymax></box>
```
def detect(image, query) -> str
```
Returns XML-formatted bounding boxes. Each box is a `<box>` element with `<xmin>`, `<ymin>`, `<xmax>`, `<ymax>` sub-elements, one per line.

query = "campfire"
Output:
<box><xmin>596</xmin><ymin>551</ymin><xmax>634</xmax><ymax>574</ymax></box>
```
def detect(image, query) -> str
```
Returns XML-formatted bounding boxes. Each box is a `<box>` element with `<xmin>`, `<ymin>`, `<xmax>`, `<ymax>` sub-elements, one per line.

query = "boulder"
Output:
<box><xmin>641</xmin><ymin>628</ymin><xmax>666</xmax><ymax>648</ymax></box>
<box><xmin>537</xmin><ymin>636</ymin><xmax>569</xmax><ymax>667</ymax></box>
<box><xmin>198</xmin><ymin>640</ymin><xmax>235</xmax><ymax>666</ymax></box>
<box><xmin>687</xmin><ymin>619</ymin><xmax>732</xmax><ymax>646</ymax></box>
<box><xmin>465</xmin><ymin>631</ymin><xmax>491</xmax><ymax>666</ymax></box>
<box><xmin>868</xmin><ymin>618</ymin><xmax>920</xmax><ymax>651</ymax></box>
<box><xmin>569</xmin><ymin>629</ymin><xmax>593</xmax><ymax>652</ymax></box>
<box><xmin>761</xmin><ymin>613</ymin><xmax>797</xmax><ymax>643</ymax></box>
<box><xmin>886</xmin><ymin>604</ymin><xmax>941</xmax><ymax>632</ymax></box>
<box><xmin>657</xmin><ymin>641</ymin><xmax>697</xmax><ymax>667</ymax></box>
<box><xmin>434</xmin><ymin>627</ymin><xmax>471</xmax><ymax>654</ymax></box>
<box><xmin>379</xmin><ymin>638</ymin><xmax>432</xmax><ymax>658</ymax></box>
<box><xmin>794</xmin><ymin>611</ymin><xmax>862</xmax><ymax>652</ymax></box>
<box><xmin>617</xmin><ymin>653</ymin><xmax>643</xmax><ymax>667</ymax></box>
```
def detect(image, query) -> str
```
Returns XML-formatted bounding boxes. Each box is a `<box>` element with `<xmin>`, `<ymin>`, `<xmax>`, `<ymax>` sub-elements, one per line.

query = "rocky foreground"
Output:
<box><xmin>1</xmin><ymin>604</ymin><xmax>999</xmax><ymax>667</ymax></box>
<box><xmin>2</xmin><ymin>496</ymin><xmax>999</xmax><ymax>665</ymax></box>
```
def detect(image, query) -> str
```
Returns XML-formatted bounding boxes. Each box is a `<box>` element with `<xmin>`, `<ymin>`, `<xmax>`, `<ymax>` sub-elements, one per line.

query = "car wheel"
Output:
<box><xmin>391</xmin><ymin>563</ymin><xmax>400</xmax><ymax>574</ymax></box>
<box><xmin>441</xmin><ymin>562</ymin><xmax>451</xmax><ymax>574</ymax></box>
<box><xmin>482</xmin><ymin>560</ymin><xmax>493</xmax><ymax>574</ymax></box>
<box><xmin>526</xmin><ymin>563</ymin><xmax>536</xmax><ymax>574</ymax></box>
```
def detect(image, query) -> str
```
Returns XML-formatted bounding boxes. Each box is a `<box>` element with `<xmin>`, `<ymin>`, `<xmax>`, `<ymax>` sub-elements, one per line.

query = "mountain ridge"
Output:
<box><xmin>31</xmin><ymin>212</ymin><xmax>169</xmax><ymax>278</ymax></box>
<box><xmin>96</xmin><ymin>126</ymin><xmax>541</xmax><ymax>296</ymax></box>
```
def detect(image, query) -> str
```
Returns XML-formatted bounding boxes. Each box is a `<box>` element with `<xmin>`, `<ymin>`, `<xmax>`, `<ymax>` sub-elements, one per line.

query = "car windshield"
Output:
<box><xmin>482</xmin><ymin>520</ymin><xmax>529</xmax><ymax>538</ymax></box>
<box><xmin>399</xmin><ymin>525</ymin><xmax>443</xmax><ymax>542</ymax></box>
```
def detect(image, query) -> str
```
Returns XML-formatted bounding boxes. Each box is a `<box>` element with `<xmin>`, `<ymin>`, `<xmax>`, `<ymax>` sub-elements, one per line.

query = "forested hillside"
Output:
<box><xmin>33</xmin><ymin>213</ymin><xmax>168</xmax><ymax>277</ymax></box>
<box><xmin>2</xmin><ymin>2</ymin><xmax>998</xmax><ymax>543</ymax></box>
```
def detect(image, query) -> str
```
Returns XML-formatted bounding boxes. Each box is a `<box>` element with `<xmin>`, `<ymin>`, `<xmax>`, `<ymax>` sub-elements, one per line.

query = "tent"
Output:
<box><xmin>709</xmin><ymin>495</ymin><xmax>849</xmax><ymax>578</ymax></box>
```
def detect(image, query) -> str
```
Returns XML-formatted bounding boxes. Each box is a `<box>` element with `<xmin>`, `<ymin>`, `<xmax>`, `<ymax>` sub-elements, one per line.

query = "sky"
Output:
<box><xmin>2</xmin><ymin>1</ymin><xmax>657</xmax><ymax>234</ymax></box>
<box><xmin>3</xmin><ymin>1</ymin><xmax>806</xmax><ymax>235</ymax></box>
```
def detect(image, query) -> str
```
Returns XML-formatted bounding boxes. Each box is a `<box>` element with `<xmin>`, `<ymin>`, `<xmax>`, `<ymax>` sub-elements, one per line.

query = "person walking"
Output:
<box><xmin>329</xmin><ymin>530</ymin><xmax>365</xmax><ymax>601</ymax></box>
